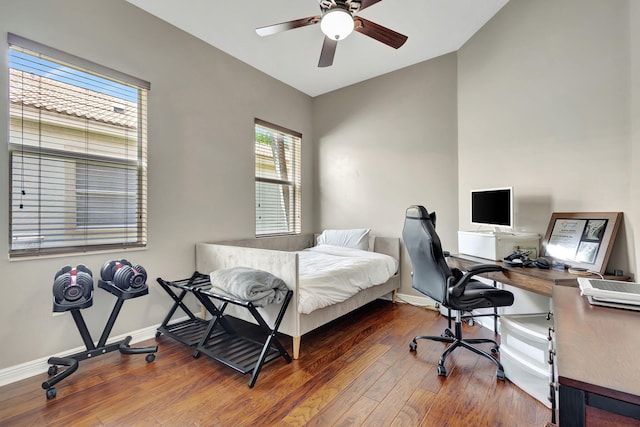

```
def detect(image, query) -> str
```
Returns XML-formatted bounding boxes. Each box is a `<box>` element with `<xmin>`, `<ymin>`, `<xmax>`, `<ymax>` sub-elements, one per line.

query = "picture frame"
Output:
<box><xmin>541</xmin><ymin>212</ymin><xmax>622</xmax><ymax>274</ymax></box>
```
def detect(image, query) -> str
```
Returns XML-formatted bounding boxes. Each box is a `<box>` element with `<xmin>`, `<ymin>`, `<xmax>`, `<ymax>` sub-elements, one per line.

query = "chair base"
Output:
<box><xmin>409</xmin><ymin>311</ymin><xmax>505</xmax><ymax>380</ymax></box>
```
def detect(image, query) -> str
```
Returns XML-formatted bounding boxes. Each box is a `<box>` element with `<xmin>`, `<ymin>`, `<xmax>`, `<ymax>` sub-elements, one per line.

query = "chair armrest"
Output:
<box><xmin>465</xmin><ymin>264</ymin><xmax>503</xmax><ymax>275</ymax></box>
<box><xmin>448</xmin><ymin>264</ymin><xmax>504</xmax><ymax>298</ymax></box>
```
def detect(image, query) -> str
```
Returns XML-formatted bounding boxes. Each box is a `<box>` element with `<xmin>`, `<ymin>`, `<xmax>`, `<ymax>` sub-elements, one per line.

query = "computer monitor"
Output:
<box><xmin>471</xmin><ymin>187</ymin><xmax>513</xmax><ymax>230</ymax></box>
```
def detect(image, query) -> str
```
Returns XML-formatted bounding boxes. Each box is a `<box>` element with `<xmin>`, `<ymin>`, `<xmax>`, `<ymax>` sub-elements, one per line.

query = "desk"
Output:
<box><xmin>449</xmin><ymin>254</ymin><xmax>639</xmax><ymax>425</ymax></box>
<box><xmin>553</xmin><ymin>286</ymin><xmax>640</xmax><ymax>426</ymax></box>
<box><xmin>447</xmin><ymin>254</ymin><xmax>580</xmax><ymax>297</ymax></box>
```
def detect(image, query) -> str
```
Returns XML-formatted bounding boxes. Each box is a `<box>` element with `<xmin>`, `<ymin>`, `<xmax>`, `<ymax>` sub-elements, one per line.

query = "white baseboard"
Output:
<box><xmin>0</xmin><ymin>319</ymin><xmax>176</xmax><ymax>387</ymax></box>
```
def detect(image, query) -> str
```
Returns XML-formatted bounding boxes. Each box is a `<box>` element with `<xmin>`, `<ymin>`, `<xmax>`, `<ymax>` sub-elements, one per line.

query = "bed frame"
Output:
<box><xmin>195</xmin><ymin>234</ymin><xmax>400</xmax><ymax>359</ymax></box>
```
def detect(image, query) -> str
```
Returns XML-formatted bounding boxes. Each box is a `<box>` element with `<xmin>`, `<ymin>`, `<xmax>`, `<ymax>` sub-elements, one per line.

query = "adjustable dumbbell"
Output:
<box><xmin>100</xmin><ymin>259</ymin><xmax>147</xmax><ymax>289</ymax></box>
<box><xmin>52</xmin><ymin>264</ymin><xmax>93</xmax><ymax>303</ymax></box>
<box><xmin>113</xmin><ymin>263</ymin><xmax>147</xmax><ymax>289</ymax></box>
<box><xmin>100</xmin><ymin>259</ymin><xmax>130</xmax><ymax>282</ymax></box>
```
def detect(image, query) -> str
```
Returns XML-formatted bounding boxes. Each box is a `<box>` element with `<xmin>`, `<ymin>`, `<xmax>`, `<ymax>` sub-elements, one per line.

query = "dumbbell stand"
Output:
<box><xmin>42</xmin><ymin>281</ymin><xmax>157</xmax><ymax>399</ymax></box>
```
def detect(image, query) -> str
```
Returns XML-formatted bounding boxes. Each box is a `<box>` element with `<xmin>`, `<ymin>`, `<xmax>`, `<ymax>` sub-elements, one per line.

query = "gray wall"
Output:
<box><xmin>312</xmin><ymin>54</ymin><xmax>459</xmax><ymax>296</ymax></box>
<box><xmin>632</xmin><ymin>1</ymin><xmax>640</xmax><ymax>273</ymax></box>
<box><xmin>0</xmin><ymin>0</ymin><xmax>314</xmax><ymax>369</ymax></box>
<box><xmin>457</xmin><ymin>0</ymin><xmax>636</xmax><ymax>275</ymax></box>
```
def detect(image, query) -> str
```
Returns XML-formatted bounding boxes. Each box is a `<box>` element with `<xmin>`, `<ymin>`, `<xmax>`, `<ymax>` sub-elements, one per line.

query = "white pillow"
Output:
<box><xmin>316</xmin><ymin>228</ymin><xmax>370</xmax><ymax>251</ymax></box>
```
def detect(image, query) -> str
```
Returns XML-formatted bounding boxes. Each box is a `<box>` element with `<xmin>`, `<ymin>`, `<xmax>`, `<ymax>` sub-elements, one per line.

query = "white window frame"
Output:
<box><xmin>255</xmin><ymin>119</ymin><xmax>301</xmax><ymax>236</ymax></box>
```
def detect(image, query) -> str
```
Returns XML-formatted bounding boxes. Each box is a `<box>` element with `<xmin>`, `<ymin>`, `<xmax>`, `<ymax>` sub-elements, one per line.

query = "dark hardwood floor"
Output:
<box><xmin>0</xmin><ymin>300</ymin><xmax>551</xmax><ymax>426</ymax></box>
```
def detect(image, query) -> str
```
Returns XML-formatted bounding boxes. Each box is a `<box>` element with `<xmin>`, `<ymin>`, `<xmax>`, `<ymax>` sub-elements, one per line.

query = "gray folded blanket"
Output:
<box><xmin>209</xmin><ymin>267</ymin><xmax>289</xmax><ymax>307</ymax></box>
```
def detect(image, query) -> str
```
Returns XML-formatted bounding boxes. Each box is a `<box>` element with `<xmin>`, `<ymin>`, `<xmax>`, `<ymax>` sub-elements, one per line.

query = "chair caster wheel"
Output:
<box><xmin>46</xmin><ymin>387</ymin><xmax>57</xmax><ymax>399</ymax></box>
<box><xmin>145</xmin><ymin>353</ymin><xmax>156</xmax><ymax>363</ymax></box>
<box><xmin>490</xmin><ymin>345</ymin><xmax>499</xmax><ymax>354</ymax></box>
<box><xmin>497</xmin><ymin>370</ymin><xmax>506</xmax><ymax>381</ymax></box>
<box><xmin>47</xmin><ymin>365</ymin><xmax>58</xmax><ymax>376</ymax></box>
<box><xmin>409</xmin><ymin>341</ymin><xmax>417</xmax><ymax>352</ymax></box>
<box><xmin>437</xmin><ymin>365</ymin><xmax>447</xmax><ymax>377</ymax></box>
<box><xmin>442</xmin><ymin>329</ymin><xmax>454</xmax><ymax>338</ymax></box>
<box><xmin>155</xmin><ymin>331</ymin><xmax>162</xmax><ymax>338</ymax></box>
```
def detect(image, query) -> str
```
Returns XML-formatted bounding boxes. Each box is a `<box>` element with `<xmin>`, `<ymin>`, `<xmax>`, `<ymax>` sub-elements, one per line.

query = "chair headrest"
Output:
<box><xmin>405</xmin><ymin>205</ymin><xmax>436</xmax><ymax>226</ymax></box>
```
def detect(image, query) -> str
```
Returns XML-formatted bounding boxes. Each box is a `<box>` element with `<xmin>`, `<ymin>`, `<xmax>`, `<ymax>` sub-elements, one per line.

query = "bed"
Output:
<box><xmin>195</xmin><ymin>230</ymin><xmax>400</xmax><ymax>359</ymax></box>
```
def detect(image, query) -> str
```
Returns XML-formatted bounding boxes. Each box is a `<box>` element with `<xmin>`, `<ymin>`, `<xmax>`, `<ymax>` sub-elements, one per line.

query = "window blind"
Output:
<box><xmin>255</xmin><ymin>119</ymin><xmax>301</xmax><ymax>236</ymax></box>
<box><xmin>8</xmin><ymin>34</ymin><xmax>149</xmax><ymax>258</ymax></box>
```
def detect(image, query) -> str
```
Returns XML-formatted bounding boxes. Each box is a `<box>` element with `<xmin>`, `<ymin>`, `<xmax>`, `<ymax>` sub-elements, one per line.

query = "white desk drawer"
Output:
<box><xmin>500</xmin><ymin>313</ymin><xmax>552</xmax><ymax>368</ymax></box>
<box><xmin>501</xmin><ymin>345</ymin><xmax>552</xmax><ymax>408</ymax></box>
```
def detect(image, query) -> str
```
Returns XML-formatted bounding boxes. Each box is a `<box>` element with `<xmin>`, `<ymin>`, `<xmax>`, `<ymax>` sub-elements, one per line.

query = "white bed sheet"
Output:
<box><xmin>297</xmin><ymin>244</ymin><xmax>399</xmax><ymax>314</ymax></box>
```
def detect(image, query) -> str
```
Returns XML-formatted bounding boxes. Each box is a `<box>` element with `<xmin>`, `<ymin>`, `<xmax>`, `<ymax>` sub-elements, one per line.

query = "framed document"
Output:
<box><xmin>541</xmin><ymin>212</ymin><xmax>622</xmax><ymax>274</ymax></box>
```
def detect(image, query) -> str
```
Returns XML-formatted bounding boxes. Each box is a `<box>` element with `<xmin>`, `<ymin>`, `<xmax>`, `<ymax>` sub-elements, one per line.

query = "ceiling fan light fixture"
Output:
<box><xmin>320</xmin><ymin>8</ymin><xmax>354</xmax><ymax>41</ymax></box>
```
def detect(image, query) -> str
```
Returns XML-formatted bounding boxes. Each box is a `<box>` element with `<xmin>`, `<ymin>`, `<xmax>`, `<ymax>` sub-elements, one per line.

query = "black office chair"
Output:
<box><xmin>402</xmin><ymin>205</ymin><xmax>514</xmax><ymax>380</ymax></box>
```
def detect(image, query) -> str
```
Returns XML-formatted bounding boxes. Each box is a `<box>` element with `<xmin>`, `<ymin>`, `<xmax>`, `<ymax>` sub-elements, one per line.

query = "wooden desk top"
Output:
<box><xmin>447</xmin><ymin>254</ymin><xmax>581</xmax><ymax>297</ymax></box>
<box><xmin>553</xmin><ymin>285</ymin><xmax>640</xmax><ymax>405</ymax></box>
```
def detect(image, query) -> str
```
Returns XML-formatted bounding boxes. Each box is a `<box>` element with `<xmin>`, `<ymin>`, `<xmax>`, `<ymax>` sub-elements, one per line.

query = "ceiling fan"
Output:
<box><xmin>256</xmin><ymin>0</ymin><xmax>408</xmax><ymax>67</ymax></box>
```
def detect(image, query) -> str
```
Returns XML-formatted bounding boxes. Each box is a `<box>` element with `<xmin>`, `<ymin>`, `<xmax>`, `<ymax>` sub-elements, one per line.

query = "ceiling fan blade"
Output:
<box><xmin>256</xmin><ymin>16</ymin><xmax>321</xmax><ymax>37</ymax></box>
<box><xmin>357</xmin><ymin>0</ymin><xmax>384</xmax><ymax>11</ymax></box>
<box><xmin>318</xmin><ymin>37</ymin><xmax>338</xmax><ymax>67</ymax></box>
<box><xmin>354</xmin><ymin>17</ymin><xmax>408</xmax><ymax>49</ymax></box>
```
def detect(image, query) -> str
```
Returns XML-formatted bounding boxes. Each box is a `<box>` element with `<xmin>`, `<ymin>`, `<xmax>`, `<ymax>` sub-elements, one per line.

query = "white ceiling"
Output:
<box><xmin>127</xmin><ymin>0</ymin><xmax>509</xmax><ymax>97</ymax></box>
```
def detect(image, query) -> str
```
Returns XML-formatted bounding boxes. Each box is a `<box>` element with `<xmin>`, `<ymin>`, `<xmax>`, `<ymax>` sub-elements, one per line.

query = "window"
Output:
<box><xmin>7</xmin><ymin>34</ymin><xmax>149</xmax><ymax>258</ymax></box>
<box><xmin>255</xmin><ymin>119</ymin><xmax>301</xmax><ymax>236</ymax></box>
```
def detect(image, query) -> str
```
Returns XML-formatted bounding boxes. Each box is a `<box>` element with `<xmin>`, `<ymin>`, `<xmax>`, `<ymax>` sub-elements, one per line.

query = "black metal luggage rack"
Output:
<box><xmin>156</xmin><ymin>272</ymin><xmax>293</xmax><ymax>388</ymax></box>
<box><xmin>155</xmin><ymin>272</ymin><xmax>213</xmax><ymax>346</ymax></box>
<box><xmin>43</xmin><ymin>280</ymin><xmax>157</xmax><ymax>399</ymax></box>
